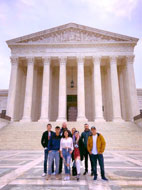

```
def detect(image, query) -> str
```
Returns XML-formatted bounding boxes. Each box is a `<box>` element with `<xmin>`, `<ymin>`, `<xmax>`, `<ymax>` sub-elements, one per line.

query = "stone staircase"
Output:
<box><xmin>0</xmin><ymin>121</ymin><xmax>142</xmax><ymax>150</ymax></box>
<box><xmin>0</xmin><ymin>118</ymin><xmax>10</xmax><ymax>129</ymax></box>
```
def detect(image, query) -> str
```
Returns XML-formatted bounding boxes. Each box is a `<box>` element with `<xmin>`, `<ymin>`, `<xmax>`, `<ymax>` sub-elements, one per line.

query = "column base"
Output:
<box><xmin>94</xmin><ymin>117</ymin><xmax>106</xmax><ymax>122</ymax></box>
<box><xmin>112</xmin><ymin>117</ymin><xmax>124</xmax><ymax>122</ymax></box>
<box><xmin>20</xmin><ymin>118</ymin><xmax>32</xmax><ymax>122</ymax></box>
<box><xmin>38</xmin><ymin>118</ymin><xmax>49</xmax><ymax>123</ymax></box>
<box><xmin>56</xmin><ymin>117</ymin><xmax>67</xmax><ymax>122</ymax></box>
<box><xmin>77</xmin><ymin>117</ymin><xmax>88</xmax><ymax>122</ymax></box>
<box><xmin>10</xmin><ymin>118</ymin><xmax>15</xmax><ymax>122</ymax></box>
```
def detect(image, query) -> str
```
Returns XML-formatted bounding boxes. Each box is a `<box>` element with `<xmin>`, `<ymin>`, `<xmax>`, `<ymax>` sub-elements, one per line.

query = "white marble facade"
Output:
<box><xmin>5</xmin><ymin>23</ymin><xmax>140</xmax><ymax>122</ymax></box>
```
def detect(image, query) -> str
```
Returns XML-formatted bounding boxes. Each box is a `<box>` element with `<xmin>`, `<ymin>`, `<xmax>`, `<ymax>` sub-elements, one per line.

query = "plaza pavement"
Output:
<box><xmin>0</xmin><ymin>150</ymin><xmax>142</xmax><ymax>190</ymax></box>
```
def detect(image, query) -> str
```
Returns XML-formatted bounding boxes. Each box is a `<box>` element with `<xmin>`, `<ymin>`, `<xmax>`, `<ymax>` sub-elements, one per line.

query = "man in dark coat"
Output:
<box><xmin>60</xmin><ymin>122</ymin><xmax>72</xmax><ymax>137</ymax></box>
<box><xmin>81</xmin><ymin>123</ymin><xmax>94</xmax><ymax>176</ymax></box>
<box><xmin>41</xmin><ymin>123</ymin><xmax>54</xmax><ymax>177</ymax></box>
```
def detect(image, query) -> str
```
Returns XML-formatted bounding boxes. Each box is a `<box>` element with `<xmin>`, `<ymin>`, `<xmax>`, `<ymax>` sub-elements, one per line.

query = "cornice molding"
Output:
<box><xmin>6</xmin><ymin>23</ymin><xmax>138</xmax><ymax>45</ymax></box>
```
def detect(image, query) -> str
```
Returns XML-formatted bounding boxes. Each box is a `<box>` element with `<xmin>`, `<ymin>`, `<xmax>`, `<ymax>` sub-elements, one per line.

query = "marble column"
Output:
<box><xmin>39</xmin><ymin>57</ymin><xmax>50</xmax><ymax>122</ymax></box>
<box><xmin>21</xmin><ymin>57</ymin><xmax>34</xmax><ymax>121</ymax></box>
<box><xmin>6</xmin><ymin>57</ymin><xmax>19</xmax><ymax>121</ymax></box>
<box><xmin>77</xmin><ymin>56</ymin><xmax>87</xmax><ymax>122</ymax></box>
<box><xmin>125</xmin><ymin>56</ymin><xmax>139</xmax><ymax>120</ymax></box>
<box><xmin>110</xmin><ymin>56</ymin><xmax>122</xmax><ymax>121</ymax></box>
<box><xmin>56</xmin><ymin>57</ymin><xmax>67</xmax><ymax>122</ymax></box>
<box><xmin>118</xmin><ymin>65</ymin><xmax>126</xmax><ymax>120</ymax></box>
<box><xmin>93</xmin><ymin>56</ymin><xmax>105</xmax><ymax>122</ymax></box>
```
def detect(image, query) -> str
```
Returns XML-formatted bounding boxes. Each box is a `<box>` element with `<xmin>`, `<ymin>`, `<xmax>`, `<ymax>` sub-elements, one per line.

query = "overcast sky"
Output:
<box><xmin>0</xmin><ymin>0</ymin><xmax>142</xmax><ymax>89</ymax></box>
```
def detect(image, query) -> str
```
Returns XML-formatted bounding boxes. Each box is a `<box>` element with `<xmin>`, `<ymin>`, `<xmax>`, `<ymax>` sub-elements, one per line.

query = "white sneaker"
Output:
<box><xmin>67</xmin><ymin>176</ymin><xmax>70</xmax><ymax>180</ymax></box>
<box><xmin>64</xmin><ymin>176</ymin><xmax>67</xmax><ymax>181</ymax></box>
<box><xmin>42</xmin><ymin>173</ymin><xmax>46</xmax><ymax>177</ymax></box>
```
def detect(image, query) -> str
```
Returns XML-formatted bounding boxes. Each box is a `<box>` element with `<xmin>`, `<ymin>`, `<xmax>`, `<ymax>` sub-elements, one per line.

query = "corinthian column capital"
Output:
<box><xmin>10</xmin><ymin>56</ymin><xmax>18</xmax><ymax>65</ymax></box>
<box><xmin>26</xmin><ymin>57</ymin><xmax>34</xmax><ymax>65</ymax></box>
<box><xmin>92</xmin><ymin>56</ymin><xmax>101</xmax><ymax>64</ymax></box>
<box><xmin>59</xmin><ymin>56</ymin><xmax>67</xmax><ymax>65</ymax></box>
<box><xmin>77</xmin><ymin>56</ymin><xmax>85</xmax><ymax>65</ymax></box>
<box><xmin>126</xmin><ymin>55</ymin><xmax>135</xmax><ymax>64</ymax></box>
<box><xmin>42</xmin><ymin>56</ymin><xmax>51</xmax><ymax>65</ymax></box>
<box><xmin>109</xmin><ymin>56</ymin><xmax>118</xmax><ymax>64</ymax></box>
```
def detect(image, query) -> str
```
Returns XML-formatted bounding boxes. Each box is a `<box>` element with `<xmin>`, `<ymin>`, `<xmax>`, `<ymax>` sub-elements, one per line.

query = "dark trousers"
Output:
<box><xmin>90</xmin><ymin>154</ymin><xmax>105</xmax><ymax>178</ymax></box>
<box><xmin>59</xmin><ymin>156</ymin><xmax>63</xmax><ymax>174</ymax></box>
<box><xmin>84</xmin><ymin>148</ymin><xmax>93</xmax><ymax>172</ymax></box>
<box><xmin>44</xmin><ymin>148</ymin><xmax>54</xmax><ymax>174</ymax></box>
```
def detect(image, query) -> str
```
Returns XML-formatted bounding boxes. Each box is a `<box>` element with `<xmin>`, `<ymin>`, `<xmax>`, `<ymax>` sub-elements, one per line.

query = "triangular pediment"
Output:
<box><xmin>7</xmin><ymin>23</ymin><xmax>138</xmax><ymax>45</ymax></box>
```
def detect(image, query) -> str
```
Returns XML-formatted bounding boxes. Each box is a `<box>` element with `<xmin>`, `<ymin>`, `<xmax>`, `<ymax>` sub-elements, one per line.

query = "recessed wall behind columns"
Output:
<box><xmin>49</xmin><ymin>64</ymin><xmax>53</xmax><ymax>121</ymax></box>
<box><xmin>50</xmin><ymin>66</ymin><xmax>59</xmax><ymax>121</ymax></box>
<box><xmin>14</xmin><ymin>64</ymin><xmax>26</xmax><ymax>121</ymax></box>
<box><xmin>67</xmin><ymin>65</ymin><xmax>77</xmax><ymax>95</ymax></box>
<box><xmin>85</xmin><ymin>65</ymin><xmax>93</xmax><ymax>121</ymax></box>
<box><xmin>31</xmin><ymin>65</ymin><xmax>42</xmax><ymax>121</ymax></box>
<box><xmin>101</xmin><ymin>66</ymin><xmax>106</xmax><ymax>120</ymax></box>
<box><xmin>101</xmin><ymin>64</ymin><xmax>113</xmax><ymax>121</ymax></box>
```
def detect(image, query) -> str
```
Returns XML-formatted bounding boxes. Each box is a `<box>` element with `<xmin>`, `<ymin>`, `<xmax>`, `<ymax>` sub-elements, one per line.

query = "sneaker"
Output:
<box><xmin>93</xmin><ymin>176</ymin><xmax>97</xmax><ymax>180</ymax></box>
<box><xmin>102</xmin><ymin>177</ymin><xmax>108</xmax><ymax>181</ymax></box>
<box><xmin>83</xmin><ymin>171</ymin><xmax>88</xmax><ymax>175</ymax></box>
<box><xmin>42</xmin><ymin>173</ymin><xmax>46</xmax><ymax>177</ymax></box>
<box><xmin>55</xmin><ymin>175</ymin><xmax>60</xmax><ymax>180</ymax></box>
<box><xmin>77</xmin><ymin>174</ymin><xmax>80</xmax><ymax>181</ymax></box>
<box><xmin>67</xmin><ymin>176</ymin><xmax>70</xmax><ymax>180</ymax></box>
<box><xmin>64</xmin><ymin>176</ymin><xmax>67</xmax><ymax>181</ymax></box>
<box><xmin>46</xmin><ymin>175</ymin><xmax>51</xmax><ymax>180</ymax></box>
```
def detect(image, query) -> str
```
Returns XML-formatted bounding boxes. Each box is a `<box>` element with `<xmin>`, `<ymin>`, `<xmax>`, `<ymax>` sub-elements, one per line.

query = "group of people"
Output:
<box><xmin>41</xmin><ymin>122</ymin><xmax>108</xmax><ymax>181</ymax></box>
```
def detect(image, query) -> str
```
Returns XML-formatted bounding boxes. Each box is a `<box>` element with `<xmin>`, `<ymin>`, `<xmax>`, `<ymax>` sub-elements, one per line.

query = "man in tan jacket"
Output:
<box><xmin>87</xmin><ymin>126</ymin><xmax>108</xmax><ymax>181</ymax></box>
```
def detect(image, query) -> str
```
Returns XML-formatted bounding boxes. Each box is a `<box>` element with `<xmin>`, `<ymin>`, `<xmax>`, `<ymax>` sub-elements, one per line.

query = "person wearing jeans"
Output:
<box><xmin>87</xmin><ymin>126</ymin><xmax>108</xmax><ymax>181</ymax></box>
<box><xmin>46</xmin><ymin>126</ymin><xmax>61</xmax><ymax>180</ymax></box>
<box><xmin>41</xmin><ymin>124</ymin><xmax>54</xmax><ymax>177</ymax></box>
<box><xmin>59</xmin><ymin>122</ymin><xmax>72</xmax><ymax>174</ymax></box>
<box><xmin>62</xmin><ymin>148</ymin><xmax>72</xmax><ymax>175</ymax></box>
<box><xmin>73</xmin><ymin>131</ymin><xmax>84</xmax><ymax>181</ymax></box>
<box><xmin>81</xmin><ymin>123</ymin><xmax>93</xmax><ymax>176</ymax></box>
<box><xmin>60</xmin><ymin>130</ymin><xmax>73</xmax><ymax>181</ymax></box>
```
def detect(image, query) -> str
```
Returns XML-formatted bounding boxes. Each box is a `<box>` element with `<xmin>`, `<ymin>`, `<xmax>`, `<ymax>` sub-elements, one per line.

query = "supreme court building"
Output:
<box><xmin>6</xmin><ymin>23</ymin><xmax>140</xmax><ymax>123</ymax></box>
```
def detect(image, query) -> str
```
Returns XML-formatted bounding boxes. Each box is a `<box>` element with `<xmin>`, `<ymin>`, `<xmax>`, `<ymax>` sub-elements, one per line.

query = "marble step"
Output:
<box><xmin>0</xmin><ymin>121</ymin><xmax>142</xmax><ymax>150</ymax></box>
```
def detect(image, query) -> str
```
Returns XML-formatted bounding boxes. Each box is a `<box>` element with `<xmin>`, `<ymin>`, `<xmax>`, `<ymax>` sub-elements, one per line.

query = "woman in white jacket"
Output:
<box><xmin>60</xmin><ymin>130</ymin><xmax>73</xmax><ymax>181</ymax></box>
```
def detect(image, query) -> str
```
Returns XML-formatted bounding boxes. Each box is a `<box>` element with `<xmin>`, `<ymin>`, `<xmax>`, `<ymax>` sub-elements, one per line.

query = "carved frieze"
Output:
<box><xmin>17</xmin><ymin>28</ymin><xmax>127</xmax><ymax>44</ymax></box>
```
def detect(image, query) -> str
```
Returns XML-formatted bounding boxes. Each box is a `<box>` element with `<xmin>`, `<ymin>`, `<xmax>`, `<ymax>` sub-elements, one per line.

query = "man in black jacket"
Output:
<box><xmin>60</xmin><ymin>122</ymin><xmax>72</xmax><ymax>137</ymax></box>
<box><xmin>41</xmin><ymin>123</ymin><xmax>54</xmax><ymax>177</ymax></box>
<box><xmin>81</xmin><ymin>123</ymin><xmax>94</xmax><ymax>176</ymax></box>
